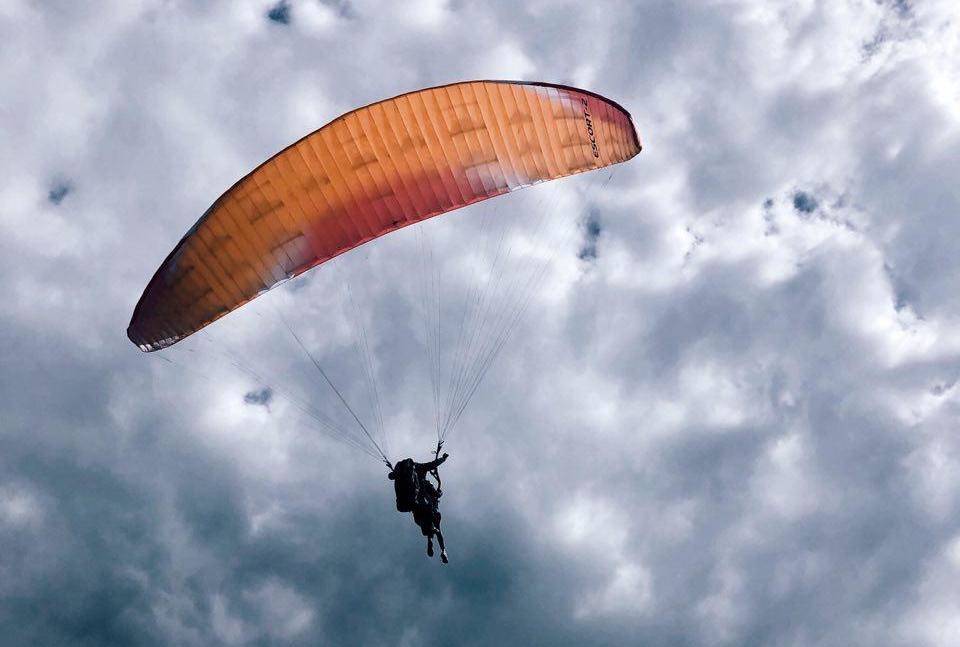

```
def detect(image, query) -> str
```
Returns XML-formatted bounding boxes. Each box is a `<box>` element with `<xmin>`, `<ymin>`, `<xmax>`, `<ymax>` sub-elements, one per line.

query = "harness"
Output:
<box><xmin>385</xmin><ymin>440</ymin><xmax>445</xmax><ymax>499</ymax></box>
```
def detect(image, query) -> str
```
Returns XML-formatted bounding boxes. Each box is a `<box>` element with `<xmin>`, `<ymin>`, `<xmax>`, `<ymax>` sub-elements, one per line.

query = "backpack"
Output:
<box><xmin>392</xmin><ymin>459</ymin><xmax>419</xmax><ymax>512</ymax></box>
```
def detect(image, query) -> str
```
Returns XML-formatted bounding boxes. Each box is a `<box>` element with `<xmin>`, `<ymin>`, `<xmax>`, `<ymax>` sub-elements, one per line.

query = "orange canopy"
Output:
<box><xmin>128</xmin><ymin>80</ymin><xmax>641</xmax><ymax>351</ymax></box>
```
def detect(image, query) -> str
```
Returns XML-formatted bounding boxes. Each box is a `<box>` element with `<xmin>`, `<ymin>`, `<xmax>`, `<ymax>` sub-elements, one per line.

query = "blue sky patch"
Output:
<box><xmin>267</xmin><ymin>1</ymin><xmax>291</xmax><ymax>25</ymax></box>
<box><xmin>578</xmin><ymin>212</ymin><xmax>602</xmax><ymax>261</ymax></box>
<box><xmin>48</xmin><ymin>181</ymin><xmax>71</xmax><ymax>205</ymax></box>
<box><xmin>244</xmin><ymin>387</ymin><xmax>274</xmax><ymax>407</ymax></box>
<box><xmin>792</xmin><ymin>190</ymin><xmax>819</xmax><ymax>214</ymax></box>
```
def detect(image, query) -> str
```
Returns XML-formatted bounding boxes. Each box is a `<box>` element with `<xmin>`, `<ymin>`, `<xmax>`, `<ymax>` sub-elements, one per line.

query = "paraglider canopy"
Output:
<box><xmin>127</xmin><ymin>80</ymin><xmax>641</xmax><ymax>352</ymax></box>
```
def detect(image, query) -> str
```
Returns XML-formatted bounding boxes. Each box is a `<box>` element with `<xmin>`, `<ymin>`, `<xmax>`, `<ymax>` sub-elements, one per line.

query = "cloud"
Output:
<box><xmin>3</xmin><ymin>1</ymin><xmax>960</xmax><ymax>645</ymax></box>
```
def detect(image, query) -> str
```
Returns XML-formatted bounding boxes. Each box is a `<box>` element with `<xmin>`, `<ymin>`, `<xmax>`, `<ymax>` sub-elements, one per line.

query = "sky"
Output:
<box><xmin>2</xmin><ymin>0</ymin><xmax>960</xmax><ymax>645</ymax></box>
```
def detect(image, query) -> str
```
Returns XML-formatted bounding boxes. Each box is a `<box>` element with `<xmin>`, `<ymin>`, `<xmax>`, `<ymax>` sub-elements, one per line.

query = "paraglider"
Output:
<box><xmin>389</xmin><ymin>451</ymin><xmax>450</xmax><ymax>562</ymax></box>
<box><xmin>128</xmin><ymin>80</ymin><xmax>641</xmax><ymax>558</ymax></box>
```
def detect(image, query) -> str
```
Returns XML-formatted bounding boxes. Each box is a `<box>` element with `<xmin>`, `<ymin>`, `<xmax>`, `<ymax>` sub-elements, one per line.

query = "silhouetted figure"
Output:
<box><xmin>389</xmin><ymin>452</ymin><xmax>449</xmax><ymax>563</ymax></box>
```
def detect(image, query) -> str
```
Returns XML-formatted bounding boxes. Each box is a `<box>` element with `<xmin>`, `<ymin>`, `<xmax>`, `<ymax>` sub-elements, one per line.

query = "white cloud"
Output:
<box><xmin>0</xmin><ymin>484</ymin><xmax>43</xmax><ymax>528</ymax></box>
<box><xmin>898</xmin><ymin>533</ymin><xmax>960</xmax><ymax>647</ymax></box>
